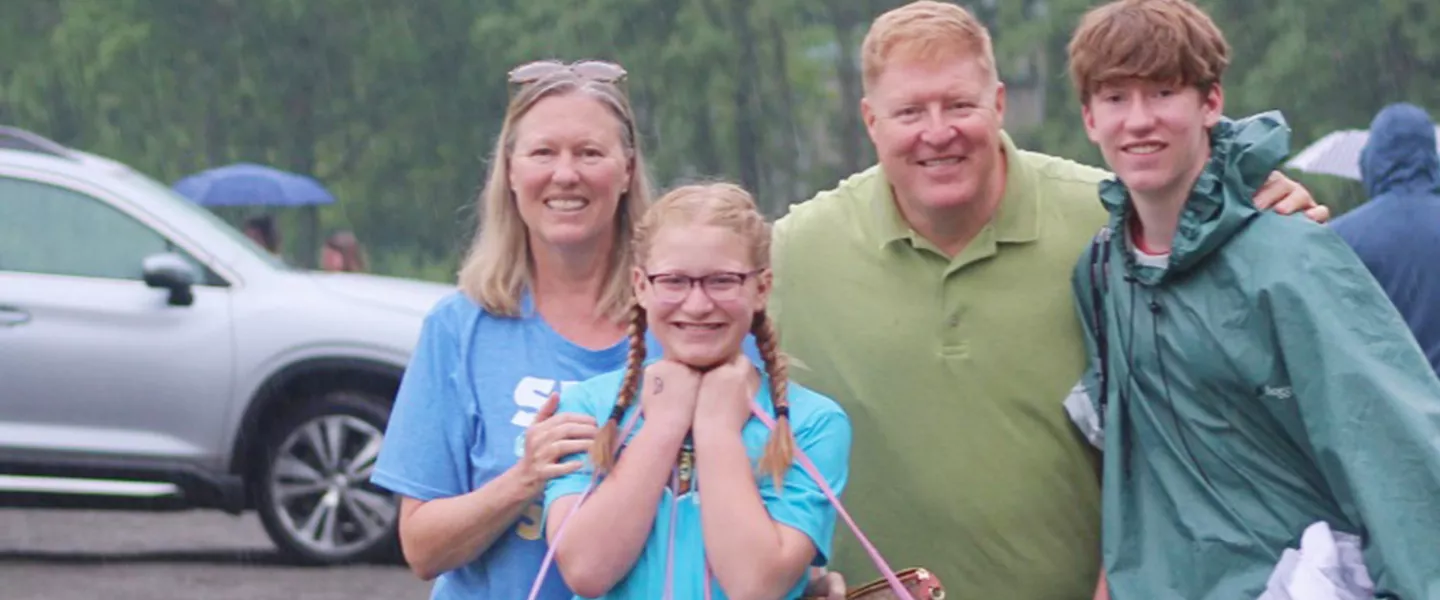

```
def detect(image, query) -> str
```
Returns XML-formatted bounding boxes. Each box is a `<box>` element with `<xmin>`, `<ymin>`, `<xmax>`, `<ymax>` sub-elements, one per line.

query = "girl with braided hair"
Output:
<box><xmin>541</xmin><ymin>183</ymin><xmax>853</xmax><ymax>599</ymax></box>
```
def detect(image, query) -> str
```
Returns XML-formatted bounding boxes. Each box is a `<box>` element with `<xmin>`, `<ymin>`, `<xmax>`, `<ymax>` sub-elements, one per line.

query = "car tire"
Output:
<box><xmin>253</xmin><ymin>390</ymin><xmax>401</xmax><ymax>565</ymax></box>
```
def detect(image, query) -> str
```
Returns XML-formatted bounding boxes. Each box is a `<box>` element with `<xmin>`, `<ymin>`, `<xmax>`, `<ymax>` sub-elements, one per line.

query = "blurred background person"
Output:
<box><xmin>1332</xmin><ymin>102</ymin><xmax>1440</xmax><ymax>376</ymax></box>
<box><xmin>321</xmin><ymin>229</ymin><xmax>369</xmax><ymax>272</ymax></box>
<box><xmin>243</xmin><ymin>214</ymin><xmax>281</xmax><ymax>256</ymax></box>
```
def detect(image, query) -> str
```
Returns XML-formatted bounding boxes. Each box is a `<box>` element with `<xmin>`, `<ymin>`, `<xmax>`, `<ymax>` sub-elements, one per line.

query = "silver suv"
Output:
<box><xmin>0</xmin><ymin>127</ymin><xmax>453</xmax><ymax>565</ymax></box>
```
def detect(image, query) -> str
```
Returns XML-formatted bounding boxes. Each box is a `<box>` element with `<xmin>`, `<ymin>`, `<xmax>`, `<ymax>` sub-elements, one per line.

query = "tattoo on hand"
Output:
<box><xmin>652</xmin><ymin>376</ymin><xmax>664</xmax><ymax>394</ymax></box>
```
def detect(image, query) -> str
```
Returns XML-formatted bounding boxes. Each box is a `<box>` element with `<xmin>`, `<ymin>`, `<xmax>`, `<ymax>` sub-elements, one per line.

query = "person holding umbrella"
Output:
<box><xmin>173</xmin><ymin>163</ymin><xmax>334</xmax><ymax>267</ymax></box>
<box><xmin>243</xmin><ymin>215</ymin><xmax>281</xmax><ymax>256</ymax></box>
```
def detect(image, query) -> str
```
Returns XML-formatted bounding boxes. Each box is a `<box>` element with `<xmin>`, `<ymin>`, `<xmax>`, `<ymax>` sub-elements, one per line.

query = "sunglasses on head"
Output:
<box><xmin>507</xmin><ymin>59</ymin><xmax>628</xmax><ymax>85</ymax></box>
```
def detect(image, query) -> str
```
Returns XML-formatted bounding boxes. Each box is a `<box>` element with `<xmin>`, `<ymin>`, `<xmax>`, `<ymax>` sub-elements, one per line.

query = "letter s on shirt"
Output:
<box><xmin>515</xmin><ymin>501</ymin><xmax>544</xmax><ymax>541</ymax></box>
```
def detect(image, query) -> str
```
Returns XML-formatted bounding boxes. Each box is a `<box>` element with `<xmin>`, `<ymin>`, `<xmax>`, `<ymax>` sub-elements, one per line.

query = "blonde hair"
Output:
<box><xmin>589</xmin><ymin>183</ymin><xmax>796</xmax><ymax>490</ymax></box>
<box><xmin>1067</xmin><ymin>0</ymin><xmax>1231</xmax><ymax>103</ymax></box>
<box><xmin>861</xmin><ymin>0</ymin><xmax>998</xmax><ymax>94</ymax></box>
<box><xmin>457</xmin><ymin>70</ymin><xmax>653</xmax><ymax>321</ymax></box>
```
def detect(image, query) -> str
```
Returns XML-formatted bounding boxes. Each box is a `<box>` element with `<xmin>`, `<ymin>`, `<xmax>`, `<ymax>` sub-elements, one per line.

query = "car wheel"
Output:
<box><xmin>253</xmin><ymin>390</ymin><xmax>400</xmax><ymax>565</ymax></box>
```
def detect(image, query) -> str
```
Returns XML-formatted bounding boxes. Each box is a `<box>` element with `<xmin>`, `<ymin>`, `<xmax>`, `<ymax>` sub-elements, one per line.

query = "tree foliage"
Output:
<box><xmin>2</xmin><ymin>0</ymin><xmax>1433</xmax><ymax>280</ymax></box>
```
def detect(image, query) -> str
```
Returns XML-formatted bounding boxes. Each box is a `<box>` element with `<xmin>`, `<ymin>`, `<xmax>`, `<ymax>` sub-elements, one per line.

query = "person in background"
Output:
<box><xmin>243</xmin><ymin>214</ymin><xmax>280</xmax><ymax>255</ymax></box>
<box><xmin>1064</xmin><ymin>1</ymin><xmax>1440</xmax><ymax>597</ymax></box>
<box><xmin>543</xmin><ymin>183</ymin><xmax>851</xmax><ymax>600</ymax></box>
<box><xmin>321</xmin><ymin>229</ymin><xmax>369</xmax><ymax>273</ymax></box>
<box><xmin>369</xmin><ymin>59</ymin><xmax>654</xmax><ymax>600</ymax></box>
<box><xmin>1331</xmin><ymin>102</ymin><xmax>1440</xmax><ymax>376</ymax></box>
<box><xmin>770</xmin><ymin>2</ymin><xmax>1328</xmax><ymax>598</ymax></box>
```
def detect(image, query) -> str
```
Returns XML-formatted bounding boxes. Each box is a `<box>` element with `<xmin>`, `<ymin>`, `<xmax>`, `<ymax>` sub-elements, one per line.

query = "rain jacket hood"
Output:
<box><xmin>1069</xmin><ymin>110</ymin><xmax>1440</xmax><ymax>600</ymax></box>
<box><xmin>1359</xmin><ymin>102</ymin><xmax>1440</xmax><ymax>198</ymax></box>
<box><xmin>1332</xmin><ymin>103</ymin><xmax>1440</xmax><ymax>376</ymax></box>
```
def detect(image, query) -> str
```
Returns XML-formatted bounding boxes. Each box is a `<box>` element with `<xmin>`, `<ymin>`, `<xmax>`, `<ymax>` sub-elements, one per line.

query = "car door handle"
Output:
<box><xmin>0</xmin><ymin>305</ymin><xmax>31</xmax><ymax>327</ymax></box>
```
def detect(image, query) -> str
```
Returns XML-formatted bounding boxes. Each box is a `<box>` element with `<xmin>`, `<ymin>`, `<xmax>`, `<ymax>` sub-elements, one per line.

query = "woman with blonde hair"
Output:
<box><xmin>538</xmin><ymin>183</ymin><xmax>853</xmax><ymax>599</ymax></box>
<box><xmin>371</xmin><ymin>59</ymin><xmax>654</xmax><ymax>600</ymax></box>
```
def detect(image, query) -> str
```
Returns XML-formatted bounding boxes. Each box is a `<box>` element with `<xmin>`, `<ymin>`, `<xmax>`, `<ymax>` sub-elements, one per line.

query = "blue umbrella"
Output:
<box><xmin>172</xmin><ymin>163</ymin><xmax>335</xmax><ymax>207</ymax></box>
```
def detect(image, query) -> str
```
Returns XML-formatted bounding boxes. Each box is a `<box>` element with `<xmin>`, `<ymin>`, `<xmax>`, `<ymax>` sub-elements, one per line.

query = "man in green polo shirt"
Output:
<box><xmin>772</xmin><ymin>2</ymin><xmax>1326</xmax><ymax>599</ymax></box>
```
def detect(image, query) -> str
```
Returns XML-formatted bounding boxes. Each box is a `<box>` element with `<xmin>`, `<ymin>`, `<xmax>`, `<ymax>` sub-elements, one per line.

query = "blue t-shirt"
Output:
<box><xmin>372</xmin><ymin>292</ymin><xmax>651</xmax><ymax>600</ymax></box>
<box><xmin>542</xmin><ymin>364</ymin><xmax>852</xmax><ymax>600</ymax></box>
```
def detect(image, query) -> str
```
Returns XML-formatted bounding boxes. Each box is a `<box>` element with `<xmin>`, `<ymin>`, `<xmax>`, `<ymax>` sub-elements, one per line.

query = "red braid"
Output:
<box><xmin>590</xmin><ymin>301</ymin><xmax>647</xmax><ymax>474</ymax></box>
<box><xmin>752</xmin><ymin>311</ymin><xmax>794</xmax><ymax>490</ymax></box>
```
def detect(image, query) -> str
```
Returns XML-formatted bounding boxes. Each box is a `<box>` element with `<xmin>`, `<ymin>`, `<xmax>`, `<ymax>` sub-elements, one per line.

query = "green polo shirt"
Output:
<box><xmin>770</xmin><ymin>132</ymin><xmax>1111</xmax><ymax>599</ymax></box>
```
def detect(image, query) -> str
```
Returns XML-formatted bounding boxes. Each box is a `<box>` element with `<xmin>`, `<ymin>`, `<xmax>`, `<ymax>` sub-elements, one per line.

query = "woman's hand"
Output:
<box><xmin>640</xmin><ymin>359</ymin><xmax>704</xmax><ymax>433</ymax></box>
<box><xmin>517</xmin><ymin>391</ymin><xmax>597</xmax><ymax>493</ymax></box>
<box><xmin>399</xmin><ymin>389</ymin><xmax>589</xmax><ymax>580</ymax></box>
<box><xmin>695</xmin><ymin>354</ymin><xmax>757</xmax><ymax>434</ymax></box>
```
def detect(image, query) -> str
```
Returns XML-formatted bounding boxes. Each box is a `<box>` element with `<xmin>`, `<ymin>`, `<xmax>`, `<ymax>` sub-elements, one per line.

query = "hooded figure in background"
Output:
<box><xmin>1332</xmin><ymin>103</ymin><xmax>1440</xmax><ymax>376</ymax></box>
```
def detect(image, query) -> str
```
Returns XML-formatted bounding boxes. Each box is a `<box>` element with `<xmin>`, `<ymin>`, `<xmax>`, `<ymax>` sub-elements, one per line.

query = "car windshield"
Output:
<box><xmin>122</xmin><ymin>170</ymin><xmax>294</xmax><ymax>270</ymax></box>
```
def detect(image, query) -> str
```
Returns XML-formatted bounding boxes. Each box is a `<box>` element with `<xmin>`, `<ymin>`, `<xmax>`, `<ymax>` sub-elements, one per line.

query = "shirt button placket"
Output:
<box><xmin>938</xmin><ymin>275</ymin><xmax>968</xmax><ymax>358</ymax></box>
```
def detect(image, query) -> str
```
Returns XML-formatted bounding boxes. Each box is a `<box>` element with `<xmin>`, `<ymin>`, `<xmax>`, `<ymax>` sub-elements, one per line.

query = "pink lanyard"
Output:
<box><xmin>664</xmin><ymin>450</ymin><xmax>690</xmax><ymax>597</ymax></box>
<box><xmin>527</xmin><ymin>408</ymin><xmax>645</xmax><ymax>600</ymax></box>
<box><xmin>740</xmin><ymin>397</ymin><xmax>915</xmax><ymax>600</ymax></box>
<box><xmin>528</xmin><ymin>400</ymin><xmax>917</xmax><ymax>600</ymax></box>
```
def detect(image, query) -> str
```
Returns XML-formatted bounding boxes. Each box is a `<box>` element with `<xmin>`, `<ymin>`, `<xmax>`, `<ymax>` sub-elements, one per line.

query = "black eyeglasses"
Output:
<box><xmin>507</xmin><ymin>59</ymin><xmax>628</xmax><ymax>85</ymax></box>
<box><xmin>644</xmin><ymin>270</ymin><xmax>764</xmax><ymax>303</ymax></box>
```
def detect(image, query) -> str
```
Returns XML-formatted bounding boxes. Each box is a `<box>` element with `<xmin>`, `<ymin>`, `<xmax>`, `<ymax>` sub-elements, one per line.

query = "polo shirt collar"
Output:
<box><xmin>870</xmin><ymin>130</ymin><xmax>1042</xmax><ymax>251</ymax></box>
<box><xmin>992</xmin><ymin>130</ymin><xmax>1041</xmax><ymax>244</ymax></box>
<box><xmin>871</xmin><ymin>168</ymin><xmax>914</xmax><ymax>247</ymax></box>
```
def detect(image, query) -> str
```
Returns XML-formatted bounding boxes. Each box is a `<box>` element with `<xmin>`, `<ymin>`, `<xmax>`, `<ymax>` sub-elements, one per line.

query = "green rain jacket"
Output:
<box><xmin>1067</xmin><ymin>111</ymin><xmax>1440</xmax><ymax>599</ymax></box>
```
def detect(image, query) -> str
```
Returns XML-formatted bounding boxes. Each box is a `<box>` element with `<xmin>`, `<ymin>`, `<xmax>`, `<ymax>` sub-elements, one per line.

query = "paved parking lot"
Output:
<box><xmin>0</xmin><ymin>508</ymin><xmax>430</xmax><ymax>600</ymax></box>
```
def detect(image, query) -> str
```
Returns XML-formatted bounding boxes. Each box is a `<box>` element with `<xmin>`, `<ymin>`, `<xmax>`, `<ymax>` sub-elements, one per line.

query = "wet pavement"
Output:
<box><xmin>0</xmin><ymin>508</ymin><xmax>430</xmax><ymax>600</ymax></box>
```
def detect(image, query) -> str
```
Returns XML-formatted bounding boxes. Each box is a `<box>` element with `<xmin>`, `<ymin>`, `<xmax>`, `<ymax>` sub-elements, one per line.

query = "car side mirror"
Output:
<box><xmin>143</xmin><ymin>252</ymin><xmax>198</xmax><ymax>307</ymax></box>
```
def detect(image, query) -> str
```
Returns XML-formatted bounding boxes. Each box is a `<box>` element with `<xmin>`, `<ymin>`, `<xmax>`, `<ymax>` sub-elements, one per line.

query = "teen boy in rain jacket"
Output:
<box><xmin>1073</xmin><ymin>111</ymin><xmax>1440</xmax><ymax>600</ymax></box>
<box><xmin>1333</xmin><ymin>102</ymin><xmax>1440</xmax><ymax>377</ymax></box>
<box><xmin>1062</xmin><ymin>1</ymin><xmax>1440</xmax><ymax>598</ymax></box>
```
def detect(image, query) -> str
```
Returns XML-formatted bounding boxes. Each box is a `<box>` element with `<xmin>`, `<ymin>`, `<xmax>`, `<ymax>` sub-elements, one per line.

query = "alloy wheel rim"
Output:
<box><xmin>267</xmin><ymin>414</ymin><xmax>396</xmax><ymax>557</ymax></box>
